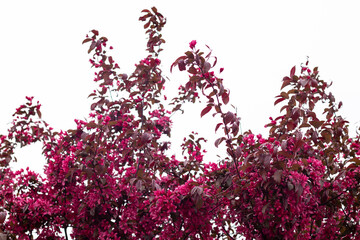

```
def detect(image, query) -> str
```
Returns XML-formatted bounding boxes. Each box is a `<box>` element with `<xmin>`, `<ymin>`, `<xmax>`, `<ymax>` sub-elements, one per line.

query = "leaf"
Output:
<box><xmin>141</xmin><ymin>132</ymin><xmax>153</xmax><ymax>144</ymax></box>
<box><xmin>151</xmin><ymin>6</ymin><xmax>158</xmax><ymax>13</ymax></box>
<box><xmin>280</xmin><ymin>105</ymin><xmax>288</xmax><ymax>113</ymax></box>
<box><xmin>338</xmin><ymin>101</ymin><xmax>343</xmax><ymax>109</ymax></box>
<box><xmin>170</xmin><ymin>56</ymin><xmax>186</xmax><ymax>73</ymax></box>
<box><xmin>152</xmin><ymin>179</ymin><xmax>161</xmax><ymax>191</ymax></box>
<box><xmin>172</xmin><ymin>104</ymin><xmax>182</xmax><ymax>113</ymax></box>
<box><xmin>108</xmin><ymin>121</ymin><xmax>118</xmax><ymax>126</ymax></box>
<box><xmin>295</xmin><ymin>183</ymin><xmax>303</xmax><ymax>197</ymax></box>
<box><xmin>203</xmin><ymin>62</ymin><xmax>211</xmax><ymax>73</ymax></box>
<box><xmin>200</xmin><ymin>105</ymin><xmax>212</xmax><ymax>117</ymax></box>
<box><xmin>82</xmin><ymin>38</ymin><xmax>92</xmax><ymax>44</ymax></box>
<box><xmin>212</xmin><ymin>56</ymin><xmax>218</xmax><ymax>67</ymax></box>
<box><xmin>291</xmin><ymin>108</ymin><xmax>300</xmax><ymax>121</ymax></box>
<box><xmin>309</xmin><ymin>101</ymin><xmax>315</xmax><ymax>111</ymax></box>
<box><xmin>95</xmin><ymin>164</ymin><xmax>106</xmax><ymax>175</ymax></box>
<box><xmin>273</xmin><ymin>160</ymin><xmax>286</xmax><ymax>170</ymax></box>
<box><xmin>214</xmin><ymin>105</ymin><xmax>221</xmax><ymax>113</ymax></box>
<box><xmin>222</xmin><ymin>92</ymin><xmax>229</xmax><ymax>105</ymax></box>
<box><xmin>299</xmin><ymin>122</ymin><xmax>311</xmax><ymax>128</ymax></box>
<box><xmin>88</xmin><ymin>40</ymin><xmax>97</xmax><ymax>54</ymax></box>
<box><xmin>232</xmin><ymin>123</ymin><xmax>239</xmax><ymax>136</ymax></box>
<box><xmin>178</xmin><ymin>59</ymin><xmax>186</xmax><ymax>71</ymax></box>
<box><xmin>215</xmin><ymin>123</ymin><xmax>223</xmax><ymax>133</ymax></box>
<box><xmin>91</xmin><ymin>29</ymin><xmax>99</xmax><ymax>36</ymax></box>
<box><xmin>90</xmin><ymin>102</ymin><xmax>97</xmax><ymax>110</ymax></box>
<box><xmin>290</xmin><ymin>66</ymin><xmax>296</xmax><ymax>78</ymax></box>
<box><xmin>310</xmin><ymin>120</ymin><xmax>324</xmax><ymax>129</ymax></box>
<box><xmin>224</xmin><ymin>111</ymin><xmax>235</xmax><ymax>125</ymax></box>
<box><xmin>143</xmin><ymin>21</ymin><xmax>150</xmax><ymax>29</ymax></box>
<box><xmin>0</xmin><ymin>212</ymin><xmax>6</xmax><ymax>224</ymax></box>
<box><xmin>188</xmin><ymin>66</ymin><xmax>197</xmax><ymax>74</ymax></box>
<box><xmin>287</xmin><ymin>121</ymin><xmax>295</xmax><ymax>131</ymax></box>
<box><xmin>273</xmin><ymin>170</ymin><xmax>283</xmax><ymax>183</ymax></box>
<box><xmin>280</xmin><ymin>92</ymin><xmax>289</xmax><ymax>99</ymax></box>
<box><xmin>262</xmin><ymin>202</ymin><xmax>270</xmax><ymax>214</ymax></box>
<box><xmin>36</xmin><ymin>108</ymin><xmax>42</xmax><ymax>118</ymax></box>
<box><xmin>195</xmin><ymin>196</ymin><xmax>203</xmax><ymax>209</ymax></box>
<box><xmin>129</xmin><ymin>91</ymin><xmax>140</xmax><ymax>97</ymax></box>
<box><xmin>321</xmin><ymin>130</ymin><xmax>332</xmax><ymax>143</ymax></box>
<box><xmin>274</xmin><ymin>97</ymin><xmax>285</xmax><ymax>106</ymax></box>
<box><xmin>281</xmin><ymin>77</ymin><xmax>291</xmax><ymax>89</ymax></box>
<box><xmin>86</xmin><ymin>121</ymin><xmax>97</xmax><ymax>129</ymax></box>
<box><xmin>290</xmin><ymin>163</ymin><xmax>301</xmax><ymax>170</ymax></box>
<box><xmin>235</xmin><ymin>146</ymin><xmax>242</xmax><ymax>158</ymax></box>
<box><xmin>215</xmin><ymin>137</ymin><xmax>226</xmax><ymax>148</ymax></box>
<box><xmin>349</xmin><ymin>158</ymin><xmax>360</xmax><ymax>165</ymax></box>
<box><xmin>191</xmin><ymin>186</ymin><xmax>203</xmax><ymax>195</ymax></box>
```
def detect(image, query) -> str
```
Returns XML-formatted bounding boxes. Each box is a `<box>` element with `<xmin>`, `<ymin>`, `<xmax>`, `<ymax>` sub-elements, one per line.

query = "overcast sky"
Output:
<box><xmin>1</xmin><ymin>0</ymin><xmax>360</xmax><ymax>174</ymax></box>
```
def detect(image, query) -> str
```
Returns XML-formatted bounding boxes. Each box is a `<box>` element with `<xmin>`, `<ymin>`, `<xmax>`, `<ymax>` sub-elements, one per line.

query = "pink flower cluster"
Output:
<box><xmin>0</xmin><ymin>8</ymin><xmax>359</xmax><ymax>240</ymax></box>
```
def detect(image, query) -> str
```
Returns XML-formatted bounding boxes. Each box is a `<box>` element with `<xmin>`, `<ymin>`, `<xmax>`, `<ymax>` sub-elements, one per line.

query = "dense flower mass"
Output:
<box><xmin>0</xmin><ymin>6</ymin><xmax>359</xmax><ymax>240</ymax></box>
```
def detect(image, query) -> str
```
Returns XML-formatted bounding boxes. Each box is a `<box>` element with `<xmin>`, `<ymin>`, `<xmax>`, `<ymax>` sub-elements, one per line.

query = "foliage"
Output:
<box><xmin>0</xmin><ymin>7</ymin><xmax>359</xmax><ymax>239</ymax></box>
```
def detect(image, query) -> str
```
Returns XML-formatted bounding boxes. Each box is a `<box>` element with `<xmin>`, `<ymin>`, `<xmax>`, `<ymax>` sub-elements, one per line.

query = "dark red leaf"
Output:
<box><xmin>274</xmin><ymin>97</ymin><xmax>285</xmax><ymax>106</ymax></box>
<box><xmin>36</xmin><ymin>108</ymin><xmax>42</xmax><ymax>118</ymax></box>
<box><xmin>309</xmin><ymin>101</ymin><xmax>315</xmax><ymax>111</ymax></box>
<box><xmin>203</xmin><ymin>62</ymin><xmax>211</xmax><ymax>73</ymax></box>
<box><xmin>201</xmin><ymin>105</ymin><xmax>212</xmax><ymax>117</ymax></box>
<box><xmin>262</xmin><ymin>202</ymin><xmax>270</xmax><ymax>214</ymax></box>
<box><xmin>280</xmin><ymin>92</ymin><xmax>289</xmax><ymax>99</ymax></box>
<box><xmin>231</xmin><ymin>122</ymin><xmax>239</xmax><ymax>136</ymax></box>
<box><xmin>151</xmin><ymin>6</ymin><xmax>158</xmax><ymax>13</ymax></box>
<box><xmin>287</xmin><ymin>121</ymin><xmax>295</xmax><ymax>131</ymax></box>
<box><xmin>338</xmin><ymin>101</ymin><xmax>343</xmax><ymax>109</ymax></box>
<box><xmin>222</xmin><ymin>92</ymin><xmax>229</xmax><ymax>105</ymax></box>
<box><xmin>0</xmin><ymin>212</ymin><xmax>6</xmax><ymax>224</ymax></box>
<box><xmin>88</xmin><ymin>41</ymin><xmax>97</xmax><ymax>54</ymax></box>
<box><xmin>273</xmin><ymin>170</ymin><xmax>283</xmax><ymax>183</ymax></box>
<box><xmin>188</xmin><ymin>66</ymin><xmax>197</xmax><ymax>74</ymax></box>
<box><xmin>235</xmin><ymin>146</ymin><xmax>242</xmax><ymax>158</ymax></box>
<box><xmin>82</xmin><ymin>38</ymin><xmax>92</xmax><ymax>44</ymax></box>
<box><xmin>178</xmin><ymin>59</ymin><xmax>186</xmax><ymax>71</ymax></box>
<box><xmin>195</xmin><ymin>196</ymin><xmax>203</xmax><ymax>209</ymax></box>
<box><xmin>224</xmin><ymin>111</ymin><xmax>235</xmax><ymax>124</ymax></box>
<box><xmin>170</xmin><ymin>56</ymin><xmax>186</xmax><ymax>73</ymax></box>
<box><xmin>215</xmin><ymin>123</ymin><xmax>223</xmax><ymax>133</ymax></box>
<box><xmin>280</xmin><ymin>105</ymin><xmax>288</xmax><ymax>112</ymax></box>
<box><xmin>321</xmin><ymin>130</ymin><xmax>332</xmax><ymax>143</ymax></box>
<box><xmin>215</xmin><ymin>137</ymin><xmax>226</xmax><ymax>148</ymax></box>
<box><xmin>291</xmin><ymin>108</ymin><xmax>300</xmax><ymax>121</ymax></box>
<box><xmin>310</xmin><ymin>120</ymin><xmax>324</xmax><ymax>129</ymax></box>
<box><xmin>86</xmin><ymin>121</ymin><xmax>97</xmax><ymax>129</ymax></box>
<box><xmin>281</xmin><ymin>76</ymin><xmax>291</xmax><ymax>89</ymax></box>
<box><xmin>144</xmin><ymin>21</ymin><xmax>150</xmax><ymax>29</ymax></box>
<box><xmin>185</xmin><ymin>51</ymin><xmax>194</xmax><ymax>59</ymax></box>
<box><xmin>290</xmin><ymin>66</ymin><xmax>296</xmax><ymax>78</ymax></box>
<box><xmin>212</xmin><ymin>56</ymin><xmax>217</xmax><ymax>67</ymax></box>
<box><xmin>141</xmin><ymin>132</ymin><xmax>152</xmax><ymax>144</ymax></box>
<box><xmin>295</xmin><ymin>183</ymin><xmax>303</xmax><ymax>197</ymax></box>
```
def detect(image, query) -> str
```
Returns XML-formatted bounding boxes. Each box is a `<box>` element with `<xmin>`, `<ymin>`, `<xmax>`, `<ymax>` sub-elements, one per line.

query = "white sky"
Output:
<box><xmin>1</xmin><ymin>0</ymin><xmax>360</xmax><ymax>174</ymax></box>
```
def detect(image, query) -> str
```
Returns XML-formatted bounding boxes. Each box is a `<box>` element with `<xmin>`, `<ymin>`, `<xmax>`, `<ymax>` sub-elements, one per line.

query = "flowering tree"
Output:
<box><xmin>0</xmin><ymin>7</ymin><xmax>360</xmax><ymax>239</ymax></box>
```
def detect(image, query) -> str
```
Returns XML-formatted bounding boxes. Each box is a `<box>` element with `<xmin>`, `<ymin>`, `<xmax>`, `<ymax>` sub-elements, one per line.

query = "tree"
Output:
<box><xmin>0</xmin><ymin>7</ymin><xmax>359</xmax><ymax>239</ymax></box>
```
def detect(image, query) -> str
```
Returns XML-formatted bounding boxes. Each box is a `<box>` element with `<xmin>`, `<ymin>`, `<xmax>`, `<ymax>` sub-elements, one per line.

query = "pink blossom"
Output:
<box><xmin>189</xmin><ymin>40</ymin><xmax>197</xmax><ymax>49</ymax></box>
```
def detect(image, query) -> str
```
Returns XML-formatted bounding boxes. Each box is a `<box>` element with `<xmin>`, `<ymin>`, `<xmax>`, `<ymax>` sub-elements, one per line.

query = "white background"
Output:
<box><xmin>1</xmin><ymin>0</ymin><xmax>360</xmax><ymax>175</ymax></box>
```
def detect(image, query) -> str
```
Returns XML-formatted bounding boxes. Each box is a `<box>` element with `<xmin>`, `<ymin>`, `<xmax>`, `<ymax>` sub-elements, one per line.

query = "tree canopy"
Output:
<box><xmin>0</xmin><ymin>7</ymin><xmax>359</xmax><ymax>239</ymax></box>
